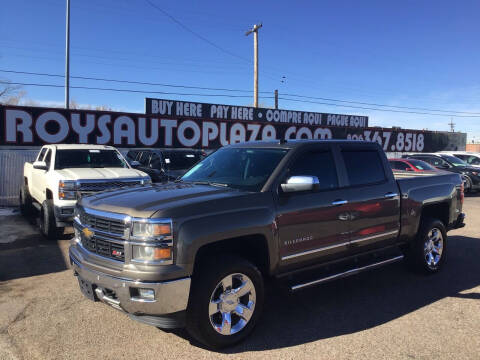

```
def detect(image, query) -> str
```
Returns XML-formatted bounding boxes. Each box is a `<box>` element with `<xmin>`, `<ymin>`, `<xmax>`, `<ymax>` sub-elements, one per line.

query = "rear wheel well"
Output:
<box><xmin>193</xmin><ymin>234</ymin><xmax>270</xmax><ymax>278</ymax></box>
<box><xmin>421</xmin><ymin>202</ymin><xmax>449</xmax><ymax>227</ymax></box>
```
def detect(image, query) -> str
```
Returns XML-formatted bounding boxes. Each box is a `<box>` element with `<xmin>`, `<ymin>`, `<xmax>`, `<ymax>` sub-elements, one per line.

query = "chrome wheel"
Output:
<box><xmin>208</xmin><ymin>273</ymin><xmax>256</xmax><ymax>336</ymax></box>
<box><xmin>424</xmin><ymin>227</ymin><xmax>443</xmax><ymax>269</ymax></box>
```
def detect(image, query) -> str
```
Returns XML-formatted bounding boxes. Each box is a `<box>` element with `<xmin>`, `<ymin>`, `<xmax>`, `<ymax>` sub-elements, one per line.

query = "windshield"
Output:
<box><xmin>55</xmin><ymin>149</ymin><xmax>129</xmax><ymax>169</ymax></box>
<box><xmin>164</xmin><ymin>151</ymin><xmax>204</xmax><ymax>171</ymax></box>
<box><xmin>408</xmin><ymin>159</ymin><xmax>436</xmax><ymax>171</ymax></box>
<box><xmin>440</xmin><ymin>155</ymin><xmax>468</xmax><ymax>167</ymax></box>
<box><xmin>181</xmin><ymin>147</ymin><xmax>289</xmax><ymax>191</ymax></box>
<box><xmin>456</xmin><ymin>154</ymin><xmax>480</xmax><ymax>166</ymax></box>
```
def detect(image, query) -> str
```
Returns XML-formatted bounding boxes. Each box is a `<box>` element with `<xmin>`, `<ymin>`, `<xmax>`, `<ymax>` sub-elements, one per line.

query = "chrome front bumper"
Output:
<box><xmin>69</xmin><ymin>249</ymin><xmax>191</xmax><ymax>316</ymax></box>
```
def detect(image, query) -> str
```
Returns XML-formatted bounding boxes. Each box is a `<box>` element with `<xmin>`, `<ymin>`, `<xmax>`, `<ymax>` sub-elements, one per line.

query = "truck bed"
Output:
<box><xmin>393</xmin><ymin>170</ymin><xmax>446</xmax><ymax>179</ymax></box>
<box><xmin>394</xmin><ymin>169</ymin><xmax>463</xmax><ymax>242</ymax></box>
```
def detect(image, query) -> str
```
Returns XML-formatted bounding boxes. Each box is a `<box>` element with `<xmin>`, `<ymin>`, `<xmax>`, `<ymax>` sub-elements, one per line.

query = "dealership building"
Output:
<box><xmin>0</xmin><ymin>99</ymin><xmax>467</xmax><ymax>206</ymax></box>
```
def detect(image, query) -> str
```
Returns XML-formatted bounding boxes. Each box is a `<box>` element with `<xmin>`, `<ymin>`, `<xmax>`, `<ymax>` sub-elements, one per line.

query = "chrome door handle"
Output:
<box><xmin>384</xmin><ymin>192</ymin><xmax>398</xmax><ymax>199</ymax></box>
<box><xmin>338</xmin><ymin>213</ymin><xmax>350</xmax><ymax>221</ymax></box>
<box><xmin>332</xmin><ymin>199</ymin><xmax>348</xmax><ymax>206</ymax></box>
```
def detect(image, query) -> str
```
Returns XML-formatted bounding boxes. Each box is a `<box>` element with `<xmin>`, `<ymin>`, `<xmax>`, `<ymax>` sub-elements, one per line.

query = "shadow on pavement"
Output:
<box><xmin>0</xmin><ymin>212</ymin><xmax>71</xmax><ymax>282</ymax></box>
<box><xmin>175</xmin><ymin>235</ymin><xmax>480</xmax><ymax>352</ymax></box>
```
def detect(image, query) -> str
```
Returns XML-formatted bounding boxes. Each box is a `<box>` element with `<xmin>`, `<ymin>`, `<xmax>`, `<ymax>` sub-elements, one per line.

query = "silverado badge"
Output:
<box><xmin>82</xmin><ymin>227</ymin><xmax>94</xmax><ymax>240</ymax></box>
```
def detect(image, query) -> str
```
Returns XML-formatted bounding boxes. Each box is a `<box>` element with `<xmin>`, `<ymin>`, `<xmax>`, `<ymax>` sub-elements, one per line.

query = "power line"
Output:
<box><xmin>0</xmin><ymin>69</ymin><xmax>271</xmax><ymax>94</ymax></box>
<box><xmin>278</xmin><ymin>97</ymin><xmax>480</xmax><ymax>118</ymax></box>
<box><xmin>144</xmin><ymin>0</ymin><xmax>250</xmax><ymax>63</ymax></box>
<box><xmin>280</xmin><ymin>93</ymin><xmax>480</xmax><ymax>115</ymax></box>
<box><xmin>3</xmin><ymin>79</ymin><xmax>479</xmax><ymax>118</ymax></box>
<box><xmin>0</xmin><ymin>80</ymin><xmax>274</xmax><ymax>99</ymax></box>
<box><xmin>3</xmin><ymin>69</ymin><xmax>480</xmax><ymax>116</ymax></box>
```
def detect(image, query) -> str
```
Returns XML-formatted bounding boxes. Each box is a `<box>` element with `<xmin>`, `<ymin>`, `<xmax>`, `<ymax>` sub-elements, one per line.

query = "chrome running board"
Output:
<box><xmin>290</xmin><ymin>255</ymin><xmax>404</xmax><ymax>291</ymax></box>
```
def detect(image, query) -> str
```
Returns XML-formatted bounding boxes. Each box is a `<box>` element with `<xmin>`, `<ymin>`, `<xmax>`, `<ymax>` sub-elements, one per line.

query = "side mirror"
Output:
<box><xmin>130</xmin><ymin>160</ymin><xmax>140</xmax><ymax>168</ymax></box>
<box><xmin>405</xmin><ymin>167</ymin><xmax>413</xmax><ymax>171</ymax></box>
<box><xmin>281</xmin><ymin>176</ymin><xmax>319</xmax><ymax>193</ymax></box>
<box><xmin>33</xmin><ymin>161</ymin><xmax>48</xmax><ymax>170</ymax></box>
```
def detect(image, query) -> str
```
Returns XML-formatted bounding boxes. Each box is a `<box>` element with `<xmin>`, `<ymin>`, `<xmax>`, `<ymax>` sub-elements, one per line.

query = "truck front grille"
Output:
<box><xmin>78</xmin><ymin>181</ymin><xmax>141</xmax><ymax>192</ymax></box>
<box><xmin>79</xmin><ymin>212</ymin><xmax>126</xmax><ymax>236</ymax></box>
<box><xmin>81</xmin><ymin>235</ymin><xmax>125</xmax><ymax>262</ymax></box>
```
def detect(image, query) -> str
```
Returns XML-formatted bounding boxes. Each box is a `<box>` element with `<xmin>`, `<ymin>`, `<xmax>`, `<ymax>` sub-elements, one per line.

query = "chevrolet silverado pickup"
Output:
<box><xmin>69</xmin><ymin>140</ymin><xmax>465</xmax><ymax>349</ymax></box>
<box><xmin>20</xmin><ymin>144</ymin><xmax>150</xmax><ymax>238</ymax></box>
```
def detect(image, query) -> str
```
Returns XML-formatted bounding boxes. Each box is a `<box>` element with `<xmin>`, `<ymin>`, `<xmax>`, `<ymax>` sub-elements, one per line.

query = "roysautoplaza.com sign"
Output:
<box><xmin>0</xmin><ymin>99</ymin><xmax>466</xmax><ymax>152</ymax></box>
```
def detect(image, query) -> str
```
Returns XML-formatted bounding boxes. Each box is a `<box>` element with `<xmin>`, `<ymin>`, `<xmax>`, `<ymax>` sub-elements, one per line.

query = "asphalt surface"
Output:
<box><xmin>0</xmin><ymin>198</ymin><xmax>479</xmax><ymax>360</ymax></box>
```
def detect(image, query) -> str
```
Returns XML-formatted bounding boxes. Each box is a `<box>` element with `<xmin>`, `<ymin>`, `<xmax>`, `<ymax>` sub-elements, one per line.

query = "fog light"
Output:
<box><xmin>61</xmin><ymin>207</ymin><xmax>74</xmax><ymax>215</ymax></box>
<box><xmin>138</xmin><ymin>288</ymin><xmax>155</xmax><ymax>300</ymax></box>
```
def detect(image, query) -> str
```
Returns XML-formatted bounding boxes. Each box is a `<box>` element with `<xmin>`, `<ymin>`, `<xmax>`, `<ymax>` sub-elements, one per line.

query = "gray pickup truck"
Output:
<box><xmin>69</xmin><ymin>140</ymin><xmax>465</xmax><ymax>348</ymax></box>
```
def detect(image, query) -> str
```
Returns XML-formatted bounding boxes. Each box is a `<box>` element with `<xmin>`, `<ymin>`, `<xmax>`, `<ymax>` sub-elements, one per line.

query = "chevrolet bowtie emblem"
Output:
<box><xmin>82</xmin><ymin>227</ymin><xmax>94</xmax><ymax>239</ymax></box>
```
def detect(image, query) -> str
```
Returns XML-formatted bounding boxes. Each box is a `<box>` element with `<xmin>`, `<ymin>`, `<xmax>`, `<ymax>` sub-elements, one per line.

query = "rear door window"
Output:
<box><xmin>342</xmin><ymin>150</ymin><xmax>386</xmax><ymax>186</ymax></box>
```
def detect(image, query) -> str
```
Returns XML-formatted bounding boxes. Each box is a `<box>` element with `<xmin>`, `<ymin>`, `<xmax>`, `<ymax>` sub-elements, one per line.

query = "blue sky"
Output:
<box><xmin>1</xmin><ymin>0</ymin><xmax>480</xmax><ymax>141</ymax></box>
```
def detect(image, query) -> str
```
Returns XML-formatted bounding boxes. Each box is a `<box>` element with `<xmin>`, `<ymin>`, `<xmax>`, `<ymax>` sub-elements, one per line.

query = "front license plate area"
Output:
<box><xmin>78</xmin><ymin>277</ymin><xmax>98</xmax><ymax>301</ymax></box>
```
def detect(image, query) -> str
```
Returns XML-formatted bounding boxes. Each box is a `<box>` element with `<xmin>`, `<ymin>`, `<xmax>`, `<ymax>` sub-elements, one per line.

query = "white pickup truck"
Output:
<box><xmin>20</xmin><ymin>144</ymin><xmax>150</xmax><ymax>238</ymax></box>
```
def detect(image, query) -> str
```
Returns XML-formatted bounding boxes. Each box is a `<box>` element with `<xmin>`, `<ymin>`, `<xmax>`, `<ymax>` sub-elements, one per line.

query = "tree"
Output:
<box><xmin>0</xmin><ymin>80</ymin><xmax>26</xmax><ymax>105</ymax></box>
<box><xmin>69</xmin><ymin>99</ymin><xmax>114</xmax><ymax>111</ymax></box>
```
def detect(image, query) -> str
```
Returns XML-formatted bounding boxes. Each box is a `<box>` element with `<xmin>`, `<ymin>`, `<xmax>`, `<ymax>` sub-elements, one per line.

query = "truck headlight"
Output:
<box><xmin>141</xmin><ymin>177</ymin><xmax>151</xmax><ymax>185</ymax></box>
<box><xmin>131</xmin><ymin>219</ymin><xmax>173</xmax><ymax>263</ymax></box>
<box><xmin>132</xmin><ymin>222</ymin><xmax>171</xmax><ymax>238</ymax></box>
<box><xmin>59</xmin><ymin>180</ymin><xmax>77</xmax><ymax>200</ymax></box>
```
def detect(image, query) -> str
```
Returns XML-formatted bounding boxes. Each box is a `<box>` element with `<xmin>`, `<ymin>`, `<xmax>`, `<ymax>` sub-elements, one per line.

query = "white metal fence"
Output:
<box><xmin>0</xmin><ymin>150</ymin><xmax>38</xmax><ymax>207</ymax></box>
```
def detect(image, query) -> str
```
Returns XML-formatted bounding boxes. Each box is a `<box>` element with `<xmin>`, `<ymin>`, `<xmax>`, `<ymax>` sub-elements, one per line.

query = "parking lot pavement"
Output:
<box><xmin>0</xmin><ymin>199</ymin><xmax>479</xmax><ymax>360</ymax></box>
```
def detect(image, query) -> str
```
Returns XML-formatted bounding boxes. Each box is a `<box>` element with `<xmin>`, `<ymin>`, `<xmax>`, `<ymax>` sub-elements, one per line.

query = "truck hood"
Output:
<box><xmin>55</xmin><ymin>167</ymin><xmax>148</xmax><ymax>180</ymax></box>
<box><xmin>79</xmin><ymin>182</ymin><xmax>243</xmax><ymax>218</ymax></box>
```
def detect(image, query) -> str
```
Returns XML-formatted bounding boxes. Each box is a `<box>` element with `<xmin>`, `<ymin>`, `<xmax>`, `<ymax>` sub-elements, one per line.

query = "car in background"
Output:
<box><xmin>403</xmin><ymin>153</ymin><xmax>480</xmax><ymax>192</ymax></box>
<box><xmin>389</xmin><ymin>158</ymin><xmax>438</xmax><ymax>172</ymax></box>
<box><xmin>21</xmin><ymin>144</ymin><xmax>150</xmax><ymax>239</ymax></box>
<box><xmin>126</xmin><ymin>149</ymin><xmax>206</xmax><ymax>182</ymax></box>
<box><xmin>439</xmin><ymin>151</ymin><xmax>480</xmax><ymax>168</ymax></box>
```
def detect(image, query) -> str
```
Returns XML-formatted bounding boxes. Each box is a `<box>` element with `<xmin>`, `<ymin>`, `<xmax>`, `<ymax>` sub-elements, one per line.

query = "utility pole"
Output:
<box><xmin>65</xmin><ymin>0</ymin><xmax>70</xmax><ymax>109</ymax></box>
<box><xmin>449</xmin><ymin>117</ymin><xmax>455</xmax><ymax>132</ymax></box>
<box><xmin>274</xmin><ymin>89</ymin><xmax>278</xmax><ymax>109</ymax></box>
<box><xmin>246</xmin><ymin>23</ymin><xmax>262</xmax><ymax>108</ymax></box>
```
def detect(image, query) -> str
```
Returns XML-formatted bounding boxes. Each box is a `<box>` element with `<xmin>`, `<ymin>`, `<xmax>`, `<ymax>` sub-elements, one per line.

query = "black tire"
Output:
<box><xmin>39</xmin><ymin>200</ymin><xmax>63</xmax><ymax>239</ymax></box>
<box><xmin>19</xmin><ymin>184</ymin><xmax>34</xmax><ymax>217</ymax></box>
<box><xmin>404</xmin><ymin>218</ymin><xmax>447</xmax><ymax>274</ymax></box>
<box><xmin>186</xmin><ymin>255</ymin><xmax>264</xmax><ymax>349</ymax></box>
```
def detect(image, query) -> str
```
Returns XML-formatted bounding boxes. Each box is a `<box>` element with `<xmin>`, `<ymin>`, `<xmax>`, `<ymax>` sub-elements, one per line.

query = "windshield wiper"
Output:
<box><xmin>191</xmin><ymin>181</ymin><xmax>229</xmax><ymax>187</ymax></box>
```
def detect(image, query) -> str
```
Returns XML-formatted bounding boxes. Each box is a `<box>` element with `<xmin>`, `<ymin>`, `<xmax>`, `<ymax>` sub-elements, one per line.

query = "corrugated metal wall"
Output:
<box><xmin>0</xmin><ymin>150</ymin><xmax>38</xmax><ymax>206</ymax></box>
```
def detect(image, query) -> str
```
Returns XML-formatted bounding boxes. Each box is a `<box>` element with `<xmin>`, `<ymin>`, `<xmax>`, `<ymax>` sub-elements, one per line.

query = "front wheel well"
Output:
<box><xmin>193</xmin><ymin>234</ymin><xmax>270</xmax><ymax>278</ymax></box>
<box><xmin>46</xmin><ymin>189</ymin><xmax>53</xmax><ymax>200</ymax></box>
<box><xmin>421</xmin><ymin>202</ymin><xmax>449</xmax><ymax>228</ymax></box>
